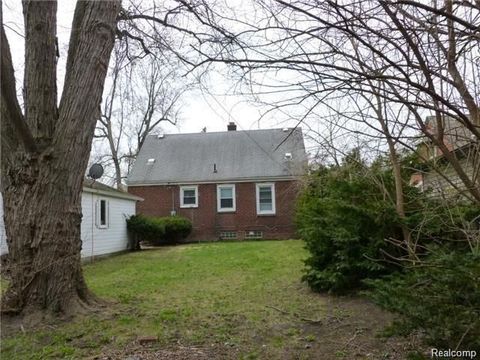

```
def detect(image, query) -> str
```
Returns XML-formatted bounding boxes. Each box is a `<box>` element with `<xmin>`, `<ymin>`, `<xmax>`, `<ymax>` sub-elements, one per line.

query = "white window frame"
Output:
<box><xmin>217</xmin><ymin>184</ymin><xmax>236</xmax><ymax>212</ymax></box>
<box><xmin>180</xmin><ymin>185</ymin><xmax>198</xmax><ymax>208</ymax></box>
<box><xmin>256</xmin><ymin>183</ymin><xmax>276</xmax><ymax>215</ymax></box>
<box><xmin>219</xmin><ymin>231</ymin><xmax>238</xmax><ymax>240</ymax></box>
<box><xmin>96</xmin><ymin>198</ymin><xmax>109</xmax><ymax>229</ymax></box>
<box><xmin>245</xmin><ymin>230</ymin><xmax>263</xmax><ymax>239</ymax></box>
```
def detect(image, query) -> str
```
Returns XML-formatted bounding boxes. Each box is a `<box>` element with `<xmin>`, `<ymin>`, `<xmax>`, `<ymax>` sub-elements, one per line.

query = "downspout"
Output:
<box><xmin>91</xmin><ymin>190</ymin><xmax>95</xmax><ymax>262</ymax></box>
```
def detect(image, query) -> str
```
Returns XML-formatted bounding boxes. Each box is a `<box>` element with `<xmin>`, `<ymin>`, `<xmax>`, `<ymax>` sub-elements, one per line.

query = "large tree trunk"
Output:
<box><xmin>2</xmin><ymin>163</ymin><xmax>89</xmax><ymax>314</ymax></box>
<box><xmin>1</xmin><ymin>0</ymin><xmax>121</xmax><ymax>318</ymax></box>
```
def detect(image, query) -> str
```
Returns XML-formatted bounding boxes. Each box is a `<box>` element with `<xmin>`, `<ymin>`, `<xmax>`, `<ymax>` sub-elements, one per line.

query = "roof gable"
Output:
<box><xmin>127</xmin><ymin>128</ymin><xmax>307</xmax><ymax>185</ymax></box>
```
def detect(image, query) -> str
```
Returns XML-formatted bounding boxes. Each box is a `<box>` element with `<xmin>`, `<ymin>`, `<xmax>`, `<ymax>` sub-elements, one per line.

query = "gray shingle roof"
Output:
<box><xmin>127</xmin><ymin>128</ymin><xmax>307</xmax><ymax>185</ymax></box>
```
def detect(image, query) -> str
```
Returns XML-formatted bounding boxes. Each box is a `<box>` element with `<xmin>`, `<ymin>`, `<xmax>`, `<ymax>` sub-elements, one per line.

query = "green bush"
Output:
<box><xmin>162</xmin><ymin>216</ymin><xmax>193</xmax><ymax>244</ymax></box>
<box><xmin>298</xmin><ymin>149</ymin><xmax>480</xmax><ymax>349</ymax></box>
<box><xmin>296</xmin><ymin>162</ymin><xmax>403</xmax><ymax>294</ymax></box>
<box><xmin>126</xmin><ymin>214</ymin><xmax>165</xmax><ymax>244</ymax></box>
<box><xmin>365</xmin><ymin>249</ymin><xmax>480</xmax><ymax>349</ymax></box>
<box><xmin>406</xmin><ymin>201</ymin><xmax>480</xmax><ymax>245</ymax></box>
<box><xmin>127</xmin><ymin>215</ymin><xmax>192</xmax><ymax>246</ymax></box>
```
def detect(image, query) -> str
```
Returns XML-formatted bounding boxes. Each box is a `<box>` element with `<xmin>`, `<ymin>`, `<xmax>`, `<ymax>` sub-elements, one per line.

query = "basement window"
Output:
<box><xmin>219</xmin><ymin>231</ymin><xmax>237</xmax><ymax>240</ymax></box>
<box><xmin>217</xmin><ymin>184</ymin><xmax>236</xmax><ymax>212</ymax></box>
<box><xmin>245</xmin><ymin>230</ymin><xmax>263</xmax><ymax>239</ymax></box>
<box><xmin>180</xmin><ymin>186</ymin><xmax>198</xmax><ymax>208</ymax></box>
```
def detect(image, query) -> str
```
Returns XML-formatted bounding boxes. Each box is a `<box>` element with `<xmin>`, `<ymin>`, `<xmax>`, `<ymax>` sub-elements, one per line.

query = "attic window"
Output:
<box><xmin>147</xmin><ymin>158</ymin><xmax>155</xmax><ymax>164</ymax></box>
<box><xmin>284</xmin><ymin>152</ymin><xmax>292</xmax><ymax>160</ymax></box>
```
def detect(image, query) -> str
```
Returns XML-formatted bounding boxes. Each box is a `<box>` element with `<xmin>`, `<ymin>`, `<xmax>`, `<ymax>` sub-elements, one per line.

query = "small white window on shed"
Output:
<box><xmin>147</xmin><ymin>158</ymin><xmax>155</xmax><ymax>164</ymax></box>
<box><xmin>96</xmin><ymin>199</ymin><xmax>109</xmax><ymax>229</ymax></box>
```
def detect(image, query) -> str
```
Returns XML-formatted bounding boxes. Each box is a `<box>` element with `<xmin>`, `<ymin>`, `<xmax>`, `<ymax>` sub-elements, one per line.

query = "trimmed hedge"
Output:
<box><xmin>127</xmin><ymin>215</ymin><xmax>192</xmax><ymax>246</ymax></box>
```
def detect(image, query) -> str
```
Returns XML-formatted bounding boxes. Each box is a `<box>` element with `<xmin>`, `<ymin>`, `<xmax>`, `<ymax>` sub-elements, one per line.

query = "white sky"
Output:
<box><xmin>3</xmin><ymin>0</ymin><xmax>299</xmax><ymax>135</ymax></box>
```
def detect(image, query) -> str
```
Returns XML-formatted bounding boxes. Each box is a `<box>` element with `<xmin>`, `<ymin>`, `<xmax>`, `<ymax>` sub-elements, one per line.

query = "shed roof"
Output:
<box><xmin>127</xmin><ymin>128</ymin><xmax>307</xmax><ymax>185</ymax></box>
<box><xmin>83</xmin><ymin>179</ymin><xmax>143</xmax><ymax>201</ymax></box>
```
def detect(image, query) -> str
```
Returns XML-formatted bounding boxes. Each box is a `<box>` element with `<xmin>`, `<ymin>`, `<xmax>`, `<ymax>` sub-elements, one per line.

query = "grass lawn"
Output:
<box><xmin>1</xmin><ymin>240</ymin><xmax>413</xmax><ymax>359</ymax></box>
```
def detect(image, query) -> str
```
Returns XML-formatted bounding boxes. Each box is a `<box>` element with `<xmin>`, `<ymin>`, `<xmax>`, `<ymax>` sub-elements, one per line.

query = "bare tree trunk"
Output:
<box><xmin>2</xmin><ymin>168</ymin><xmax>90</xmax><ymax>314</ymax></box>
<box><xmin>96</xmin><ymin>51</ymin><xmax>183</xmax><ymax>189</ymax></box>
<box><xmin>384</xmin><ymin>128</ymin><xmax>415</xmax><ymax>256</ymax></box>
<box><xmin>372</xmin><ymin>94</ymin><xmax>414</xmax><ymax>257</ymax></box>
<box><xmin>107</xmin><ymin>128</ymin><xmax>124</xmax><ymax>189</ymax></box>
<box><xmin>1</xmin><ymin>0</ymin><xmax>120</xmax><ymax>318</ymax></box>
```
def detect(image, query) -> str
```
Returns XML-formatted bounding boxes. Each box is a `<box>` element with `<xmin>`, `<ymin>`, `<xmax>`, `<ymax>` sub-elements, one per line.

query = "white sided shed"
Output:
<box><xmin>81</xmin><ymin>180</ymin><xmax>143</xmax><ymax>259</ymax></box>
<box><xmin>0</xmin><ymin>180</ymin><xmax>142</xmax><ymax>259</ymax></box>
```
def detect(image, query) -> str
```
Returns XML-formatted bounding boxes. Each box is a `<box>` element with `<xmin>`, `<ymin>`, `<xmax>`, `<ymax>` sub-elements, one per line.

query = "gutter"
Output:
<box><xmin>127</xmin><ymin>176</ymin><xmax>305</xmax><ymax>187</ymax></box>
<box><xmin>82</xmin><ymin>186</ymin><xmax>144</xmax><ymax>202</ymax></box>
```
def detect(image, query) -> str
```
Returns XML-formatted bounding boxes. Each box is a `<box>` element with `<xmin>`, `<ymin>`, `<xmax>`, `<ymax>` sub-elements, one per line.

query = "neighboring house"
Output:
<box><xmin>127</xmin><ymin>123</ymin><xmax>307</xmax><ymax>241</ymax></box>
<box><xmin>0</xmin><ymin>180</ymin><xmax>143</xmax><ymax>259</ymax></box>
<box><xmin>410</xmin><ymin>115</ymin><xmax>479</xmax><ymax>200</ymax></box>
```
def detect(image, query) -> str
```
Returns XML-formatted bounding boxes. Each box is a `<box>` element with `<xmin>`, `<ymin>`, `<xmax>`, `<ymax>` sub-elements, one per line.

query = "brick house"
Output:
<box><xmin>127</xmin><ymin>124</ymin><xmax>307</xmax><ymax>241</ymax></box>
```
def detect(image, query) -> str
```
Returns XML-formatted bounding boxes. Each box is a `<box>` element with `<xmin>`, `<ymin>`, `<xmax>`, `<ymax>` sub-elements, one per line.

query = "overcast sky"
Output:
<box><xmin>3</xmin><ymin>0</ymin><xmax>299</xmax><ymax>135</ymax></box>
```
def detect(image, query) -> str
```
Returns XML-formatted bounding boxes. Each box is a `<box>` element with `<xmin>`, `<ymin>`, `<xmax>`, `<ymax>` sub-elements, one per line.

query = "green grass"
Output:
<box><xmin>2</xmin><ymin>240</ymin><xmax>328</xmax><ymax>359</ymax></box>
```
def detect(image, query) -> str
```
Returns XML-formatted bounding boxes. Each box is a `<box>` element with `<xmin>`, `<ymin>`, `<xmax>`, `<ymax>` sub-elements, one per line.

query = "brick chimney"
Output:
<box><xmin>227</xmin><ymin>122</ymin><xmax>237</xmax><ymax>131</ymax></box>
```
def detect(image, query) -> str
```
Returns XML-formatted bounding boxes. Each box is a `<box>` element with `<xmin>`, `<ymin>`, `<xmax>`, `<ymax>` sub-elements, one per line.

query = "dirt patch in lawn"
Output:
<box><xmin>293</xmin><ymin>295</ymin><xmax>424</xmax><ymax>359</ymax></box>
<box><xmin>97</xmin><ymin>295</ymin><xmax>424</xmax><ymax>360</ymax></box>
<box><xmin>89</xmin><ymin>344</ymin><xmax>230</xmax><ymax>360</ymax></box>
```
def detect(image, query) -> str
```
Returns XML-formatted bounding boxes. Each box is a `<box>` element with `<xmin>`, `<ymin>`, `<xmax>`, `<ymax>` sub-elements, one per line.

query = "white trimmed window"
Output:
<box><xmin>245</xmin><ymin>230</ymin><xmax>263</xmax><ymax>239</ymax></box>
<box><xmin>219</xmin><ymin>231</ymin><xmax>237</xmax><ymax>240</ymax></box>
<box><xmin>256</xmin><ymin>183</ymin><xmax>276</xmax><ymax>215</ymax></box>
<box><xmin>217</xmin><ymin>184</ymin><xmax>236</xmax><ymax>212</ymax></box>
<box><xmin>96</xmin><ymin>199</ymin><xmax>109</xmax><ymax>229</ymax></box>
<box><xmin>180</xmin><ymin>186</ymin><xmax>198</xmax><ymax>208</ymax></box>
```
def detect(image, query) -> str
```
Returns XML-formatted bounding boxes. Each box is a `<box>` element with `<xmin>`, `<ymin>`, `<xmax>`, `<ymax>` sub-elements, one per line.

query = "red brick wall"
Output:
<box><xmin>128</xmin><ymin>180</ymin><xmax>302</xmax><ymax>241</ymax></box>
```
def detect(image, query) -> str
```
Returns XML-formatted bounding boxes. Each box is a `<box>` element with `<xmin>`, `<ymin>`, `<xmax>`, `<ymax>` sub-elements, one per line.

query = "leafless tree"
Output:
<box><xmin>94</xmin><ymin>40</ymin><xmax>186</xmax><ymax>189</ymax></box>
<box><xmin>139</xmin><ymin>0</ymin><xmax>478</xmax><ymax>257</ymax></box>
<box><xmin>0</xmin><ymin>0</ymin><xmax>211</xmax><ymax>319</ymax></box>
<box><xmin>183</xmin><ymin>0</ymin><xmax>479</xmax><ymax>202</ymax></box>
